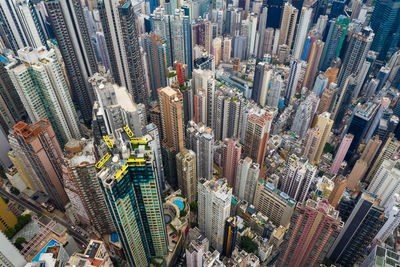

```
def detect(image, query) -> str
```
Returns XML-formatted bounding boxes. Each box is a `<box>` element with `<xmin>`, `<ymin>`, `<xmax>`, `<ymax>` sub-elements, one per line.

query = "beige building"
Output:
<box><xmin>278</xmin><ymin>3</ymin><xmax>298</xmax><ymax>49</ymax></box>
<box><xmin>328</xmin><ymin>176</ymin><xmax>347</xmax><ymax>208</ymax></box>
<box><xmin>158</xmin><ymin>86</ymin><xmax>184</xmax><ymax>152</ymax></box>
<box><xmin>347</xmin><ymin>136</ymin><xmax>381</xmax><ymax>189</ymax></box>
<box><xmin>253</xmin><ymin>179</ymin><xmax>296</xmax><ymax>227</ymax></box>
<box><xmin>176</xmin><ymin>149</ymin><xmax>197</xmax><ymax>203</ymax></box>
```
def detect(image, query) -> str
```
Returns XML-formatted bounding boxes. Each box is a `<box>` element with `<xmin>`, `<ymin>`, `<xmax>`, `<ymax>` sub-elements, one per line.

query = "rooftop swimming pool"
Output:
<box><xmin>173</xmin><ymin>198</ymin><xmax>184</xmax><ymax>211</ymax></box>
<box><xmin>32</xmin><ymin>239</ymin><xmax>60</xmax><ymax>262</ymax></box>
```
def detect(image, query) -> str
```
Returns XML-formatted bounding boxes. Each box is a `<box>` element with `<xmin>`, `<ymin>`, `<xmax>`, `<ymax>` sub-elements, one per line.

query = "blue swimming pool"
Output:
<box><xmin>32</xmin><ymin>239</ymin><xmax>60</xmax><ymax>262</ymax></box>
<box><xmin>173</xmin><ymin>198</ymin><xmax>184</xmax><ymax>210</ymax></box>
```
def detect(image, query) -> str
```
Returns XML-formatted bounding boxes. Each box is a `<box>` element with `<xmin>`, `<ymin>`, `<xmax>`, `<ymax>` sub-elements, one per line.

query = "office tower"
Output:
<box><xmin>98</xmin><ymin>0</ymin><xmax>147</xmax><ymax>104</ymax></box>
<box><xmin>253</xmin><ymin>180</ymin><xmax>296</xmax><ymax>227</ymax></box>
<box><xmin>278</xmin><ymin>4</ymin><xmax>298</xmax><ymax>49</ymax></box>
<box><xmin>329</xmin><ymin>176</ymin><xmax>347</xmax><ymax>208</ymax></box>
<box><xmin>222</xmin><ymin>138</ymin><xmax>242</xmax><ymax>188</ymax></box>
<box><xmin>0</xmin><ymin>196</ymin><xmax>16</xmax><ymax>232</ymax></box>
<box><xmin>45</xmin><ymin>0</ymin><xmax>98</xmax><ymax>124</ymax></box>
<box><xmin>90</xmin><ymin>72</ymin><xmax>146</xmax><ymax>143</ymax></box>
<box><xmin>198</xmin><ymin>178</ymin><xmax>232</xmax><ymax>252</ymax></box>
<box><xmin>221</xmin><ymin>95</ymin><xmax>242</xmax><ymax>141</ymax></box>
<box><xmin>265</xmin><ymin>0</ymin><xmax>284</xmax><ymax>29</ymax></box>
<box><xmin>64</xmin><ymin>139</ymin><xmax>115</xmax><ymax>234</ymax></box>
<box><xmin>0</xmin><ymin>57</ymin><xmax>26</xmax><ymax>131</ymax></box>
<box><xmin>186</xmin><ymin>121</ymin><xmax>214</xmax><ymax>180</ymax></box>
<box><xmin>99</xmin><ymin>138</ymin><xmax>167</xmax><ymax>267</ymax></box>
<box><xmin>330</xmin><ymin>134</ymin><xmax>354</xmax><ymax>175</ymax></box>
<box><xmin>0</xmin><ymin>231</ymin><xmax>26</xmax><ymax>267</ymax></box>
<box><xmin>143</xmin><ymin>33</ymin><xmax>168</xmax><ymax>101</ymax></box>
<box><xmin>293</xmin><ymin>7</ymin><xmax>313</xmax><ymax>59</ymax></box>
<box><xmin>8</xmin><ymin>47</ymin><xmax>81</xmax><ymax>146</ymax></box>
<box><xmin>150</xmin><ymin>7</ymin><xmax>173</xmax><ymax>67</ymax></box>
<box><xmin>11</xmin><ymin>120</ymin><xmax>69</xmax><ymax>210</ymax></box>
<box><xmin>337</xmin><ymin>28</ymin><xmax>374</xmax><ymax>88</ymax></box>
<box><xmin>312</xmin><ymin>73</ymin><xmax>328</xmax><ymax>97</ymax></box>
<box><xmin>158</xmin><ymin>86</ymin><xmax>184</xmax><ymax>151</ymax></box>
<box><xmin>347</xmin><ymin>136</ymin><xmax>381</xmax><ymax>189</ymax></box>
<box><xmin>317</xmin><ymin>88</ymin><xmax>334</xmax><ymax>114</ymax></box>
<box><xmin>280</xmin><ymin>154</ymin><xmax>317</xmax><ymax>202</ymax></box>
<box><xmin>243</xmin><ymin>111</ymin><xmax>273</xmax><ymax>166</ymax></box>
<box><xmin>328</xmin><ymin>192</ymin><xmax>386</xmax><ymax>266</ymax></box>
<box><xmin>368</xmin><ymin>159</ymin><xmax>400</xmax><ymax>207</ymax></box>
<box><xmin>176</xmin><ymin>149</ymin><xmax>197</xmax><ymax>203</ymax></box>
<box><xmin>303</xmin><ymin>39</ymin><xmax>325</xmax><ymax>89</ymax></box>
<box><xmin>319</xmin><ymin>16</ymin><xmax>350</xmax><ymax>71</ymax></box>
<box><xmin>235</xmin><ymin>157</ymin><xmax>260</xmax><ymax>203</ymax></box>
<box><xmin>222</xmin><ymin>217</ymin><xmax>237</xmax><ymax>257</ymax></box>
<box><xmin>345</xmin><ymin>102</ymin><xmax>379</xmax><ymax>158</ymax></box>
<box><xmin>303</xmin><ymin>112</ymin><xmax>333</xmax><ymax>165</ymax></box>
<box><xmin>278</xmin><ymin>199</ymin><xmax>343</xmax><ymax>267</ymax></box>
<box><xmin>262</xmin><ymin>27</ymin><xmax>275</xmax><ymax>55</ymax></box>
<box><xmin>285</xmin><ymin>60</ymin><xmax>304</xmax><ymax>104</ymax></box>
<box><xmin>370</xmin><ymin>0</ymin><xmax>400</xmax><ymax>60</ymax></box>
<box><xmin>257</xmin><ymin>7</ymin><xmax>268</xmax><ymax>58</ymax></box>
<box><xmin>291</xmin><ymin>93</ymin><xmax>319</xmax><ymax>138</ymax></box>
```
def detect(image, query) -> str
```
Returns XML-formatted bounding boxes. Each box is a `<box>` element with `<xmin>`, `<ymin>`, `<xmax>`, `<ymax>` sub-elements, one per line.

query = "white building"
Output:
<box><xmin>292</xmin><ymin>7</ymin><xmax>313</xmax><ymax>60</ymax></box>
<box><xmin>372</xmin><ymin>194</ymin><xmax>400</xmax><ymax>246</ymax></box>
<box><xmin>235</xmin><ymin>157</ymin><xmax>260</xmax><ymax>204</ymax></box>
<box><xmin>198</xmin><ymin>178</ymin><xmax>232</xmax><ymax>252</ymax></box>
<box><xmin>0</xmin><ymin>231</ymin><xmax>26</xmax><ymax>267</ymax></box>
<box><xmin>368</xmin><ymin>159</ymin><xmax>400</xmax><ymax>207</ymax></box>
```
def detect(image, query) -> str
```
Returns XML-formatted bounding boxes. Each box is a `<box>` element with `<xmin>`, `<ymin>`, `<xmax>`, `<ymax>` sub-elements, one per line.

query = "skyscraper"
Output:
<box><xmin>176</xmin><ymin>149</ymin><xmax>197</xmax><ymax>203</ymax></box>
<box><xmin>337</xmin><ymin>27</ymin><xmax>375</xmax><ymax>88</ymax></box>
<box><xmin>328</xmin><ymin>176</ymin><xmax>347</xmax><ymax>208</ymax></box>
<box><xmin>158</xmin><ymin>86</ymin><xmax>184</xmax><ymax>187</ymax></box>
<box><xmin>11</xmin><ymin>120</ymin><xmax>69</xmax><ymax>210</ymax></box>
<box><xmin>0</xmin><ymin>231</ymin><xmax>26</xmax><ymax>267</ymax></box>
<box><xmin>303</xmin><ymin>39</ymin><xmax>325</xmax><ymax>90</ymax></box>
<box><xmin>265</xmin><ymin>0</ymin><xmax>284</xmax><ymax>29</ymax></box>
<box><xmin>291</xmin><ymin>93</ymin><xmax>319</xmax><ymax>138</ymax></box>
<box><xmin>235</xmin><ymin>157</ymin><xmax>260</xmax><ymax>203</ymax></box>
<box><xmin>285</xmin><ymin>59</ymin><xmax>305</xmax><ymax>104</ymax></box>
<box><xmin>370</xmin><ymin>0</ymin><xmax>400</xmax><ymax>60</ymax></box>
<box><xmin>293</xmin><ymin>7</ymin><xmax>313</xmax><ymax>59</ymax></box>
<box><xmin>45</xmin><ymin>0</ymin><xmax>98</xmax><ymax>124</ymax></box>
<box><xmin>303</xmin><ymin>112</ymin><xmax>333</xmax><ymax>165</ymax></box>
<box><xmin>222</xmin><ymin>217</ymin><xmax>238</xmax><ymax>257</ymax></box>
<box><xmin>98</xmin><ymin>0</ymin><xmax>147</xmax><ymax>104</ymax></box>
<box><xmin>8</xmin><ymin>47</ymin><xmax>81</xmax><ymax>146</ymax></box>
<box><xmin>328</xmin><ymin>191</ymin><xmax>387</xmax><ymax>266</ymax></box>
<box><xmin>243</xmin><ymin>110</ymin><xmax>273</xmax><ymax>166</ymax></box>
<box><xmin>319</xmin><ymin>16</ymin><xmax>350</xmax><ymax>71</ymax></box>
<box><xmin>368</xmin><ymin>159</ymin><xmax>400</xmax><ymax>206</ymax></box>
<box><xmin>99</xmin><ymin>137</ymin><xmax>167</xmax><ymax>267</ymax></box>
<box><xmin>330</xmin><ymin>134</ymin><xmax>354</xmax><ymax>175</ymax></box>
<box><xmin>143</xmin><ymin>33</ymin><xmax>168</xmax><ymax>101</ymax></box>
<box><xmin>278</xmin><ymin>3</ymin><xmax>298</xmax><ymax>49</ymax></box>
<box><xmin>278</xmin><ymin>199</ymin><xmax>343</xmax><ymax>267</ymax></box>
<box><xmin>186</xmin><ymin>121</ymin><xmax>214</xmax><ymax>180</ymax></box>
<box><xmin>64</xmin><ymin>139</ymin><xmax>115</xmax><ymax>234</ymax></box>
<box><xmin>347</xmin><ymin>136</ymin><xmax>381</xmax><ymax>189</ymax></box>
<box><xmin>280</xmin><ymin>154</ymin><xmax>317</xmax><ymax>202</ymax></box>
<box><xmin>222</xmin><ymin>138</ymin><xmax>242</xmax><ymax>189</ymax></box>
<box><xmin>198</xmin><ymin>178</ymin><xmax>232</xmax><ymax>252</ymax></box>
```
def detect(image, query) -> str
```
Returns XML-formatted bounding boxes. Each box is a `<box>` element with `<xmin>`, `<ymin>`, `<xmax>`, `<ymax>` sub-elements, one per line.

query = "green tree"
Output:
<box><xmin>239</xmin><ymin>236</ymin><xmax>258</xmax><ymax>253</ymax></box>
<box><xmin>10</xmin><ymin>187</ymin><xmax>20</xmax><ymax>196</ymax></box>
<box><xmin>190</xmin><ymin>202</ymin><xmax>198</xmax><ymax>211</ymax></box>
<box><xmin>14</xmin><ymin>237</ymin><xmax>26</xmax><ymax>250</ymax></box>
<box><xmin>4</xmin><ymin>228</ymin><xmax>16</xmax><ymax>239</ymax></box>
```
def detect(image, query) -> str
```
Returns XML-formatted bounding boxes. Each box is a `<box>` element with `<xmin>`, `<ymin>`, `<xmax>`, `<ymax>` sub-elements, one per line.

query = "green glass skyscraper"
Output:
<box><xmin>99</xmin><ymin>138</ymin><xmax>168</xmax><ymax>266</ymax></box>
